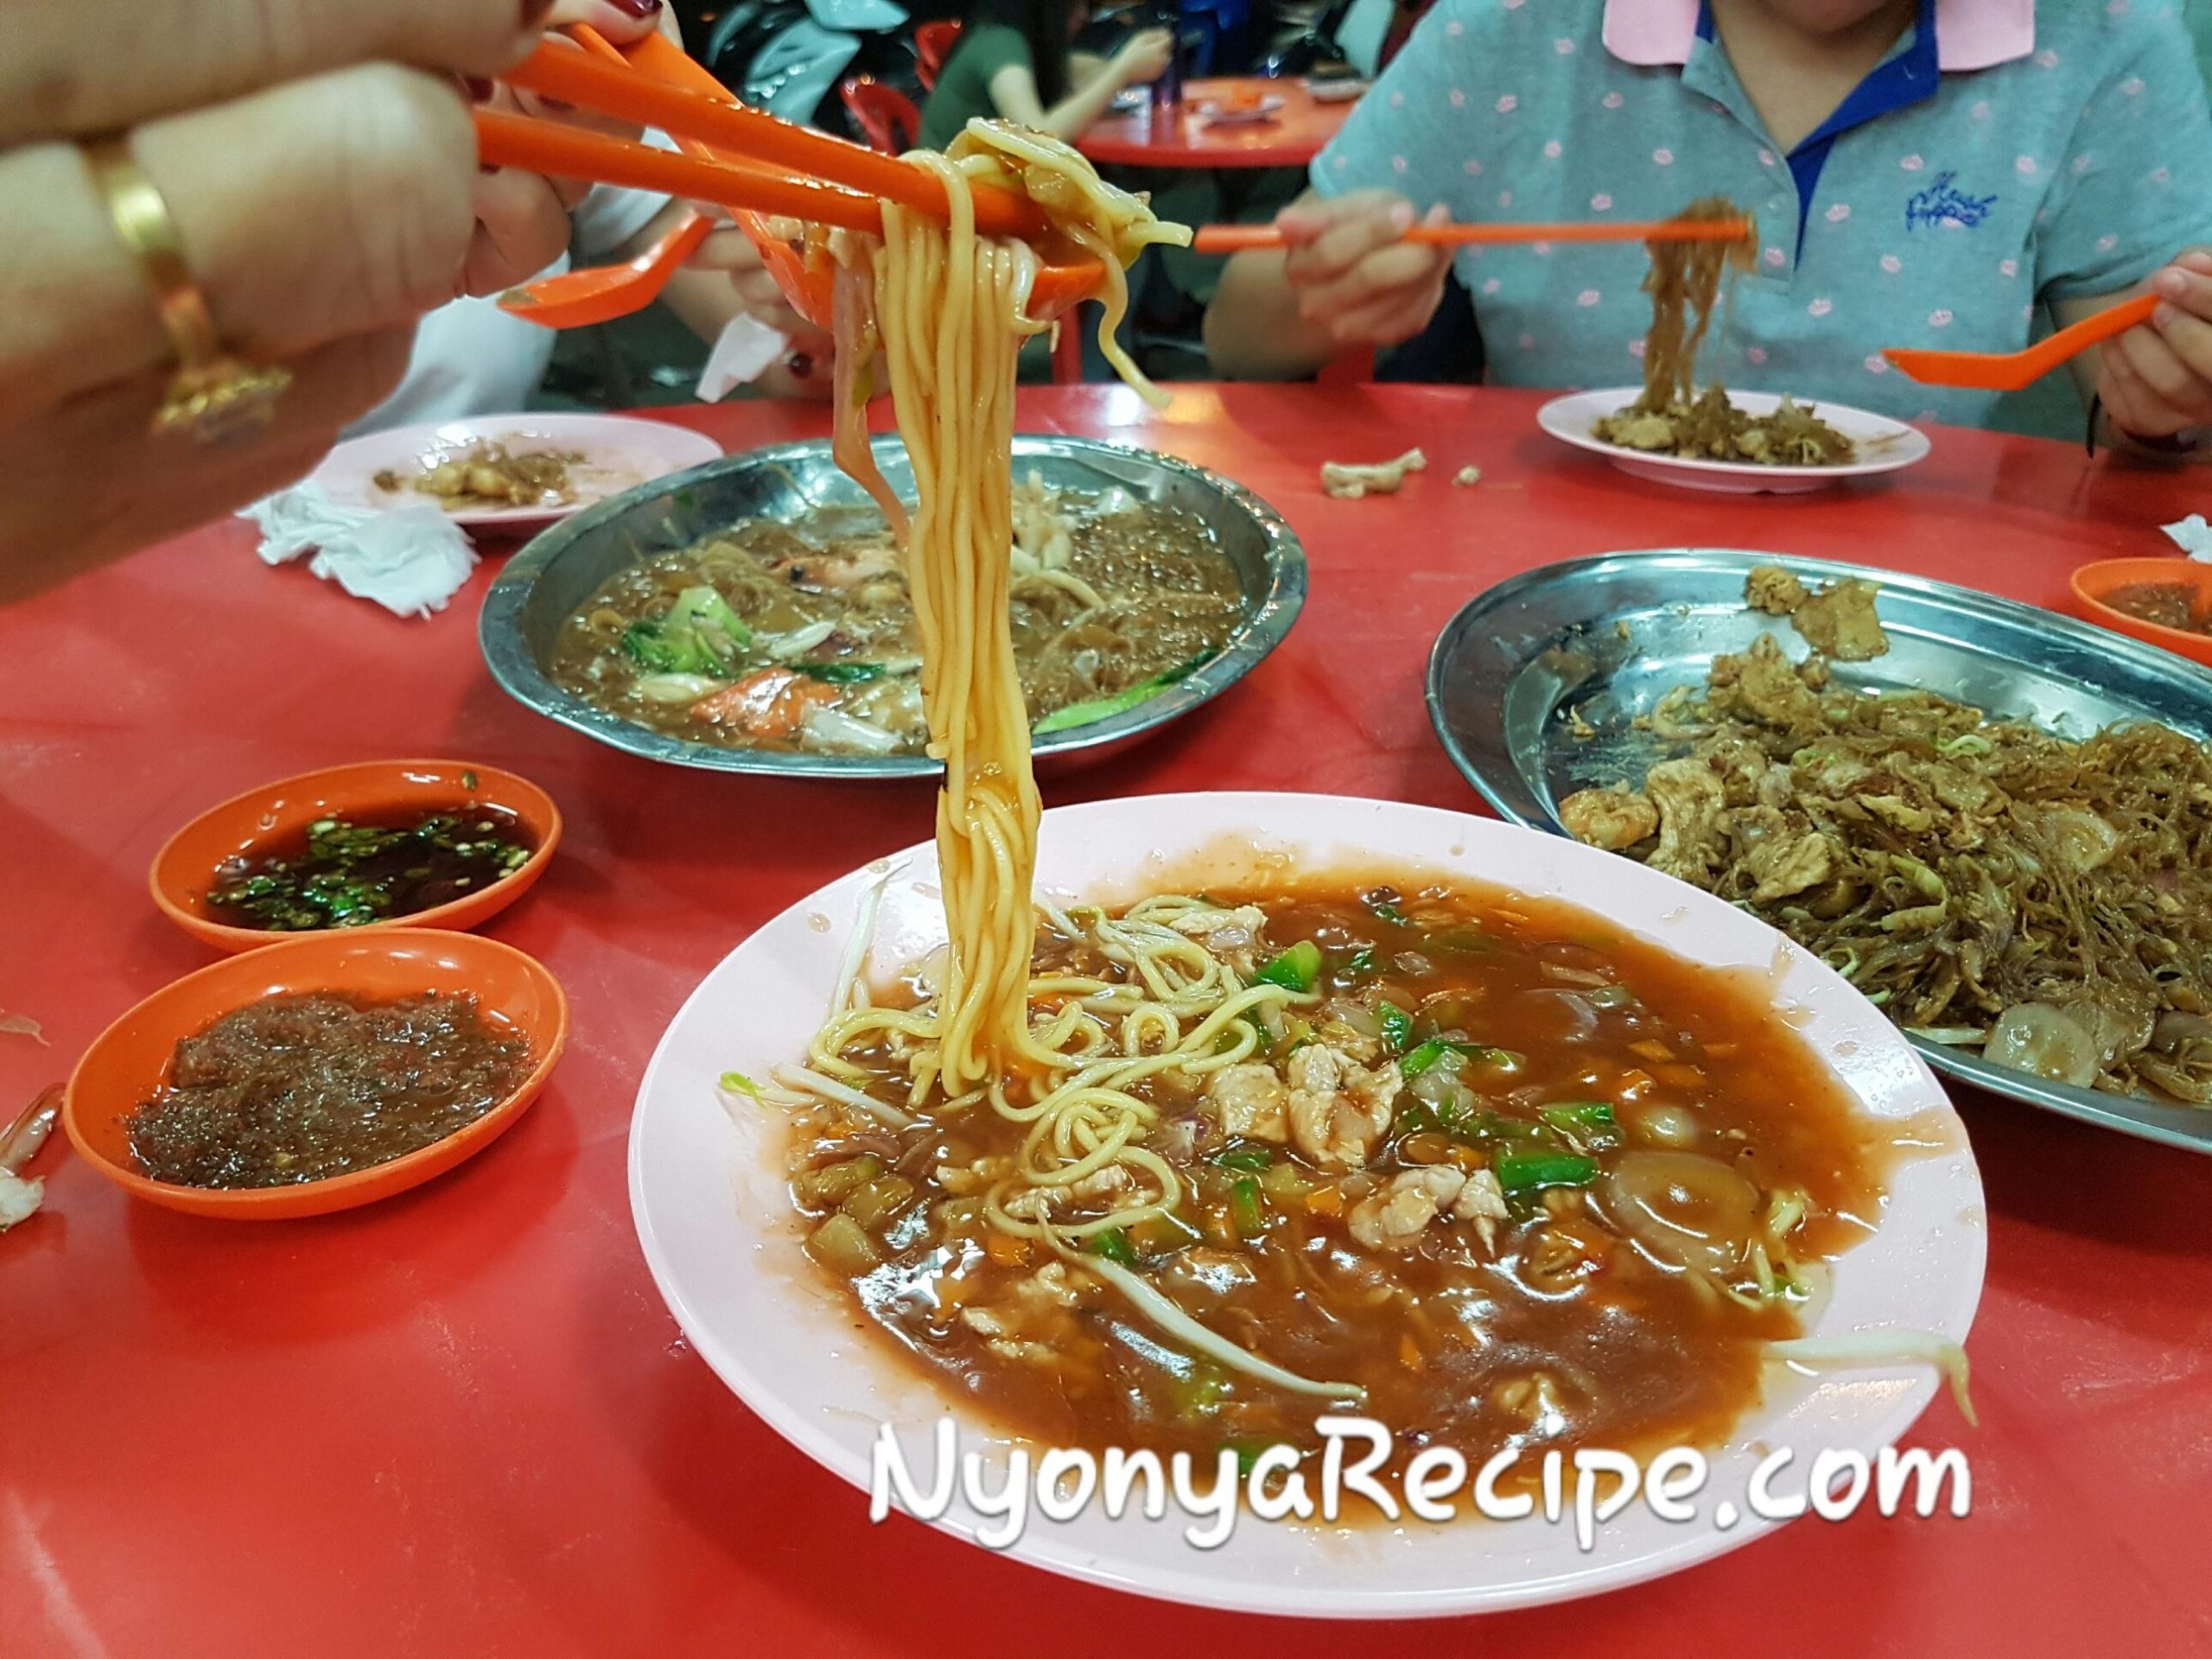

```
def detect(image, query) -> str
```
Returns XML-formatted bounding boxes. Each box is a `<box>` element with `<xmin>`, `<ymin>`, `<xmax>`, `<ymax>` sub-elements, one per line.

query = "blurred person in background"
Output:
<box><xmin>919</xmin><ymin>0</ymin><xmax>1174</xmax><ymax>149</ymax></box>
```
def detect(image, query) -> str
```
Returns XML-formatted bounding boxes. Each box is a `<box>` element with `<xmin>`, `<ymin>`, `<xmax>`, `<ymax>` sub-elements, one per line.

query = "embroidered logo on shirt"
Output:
<box><xmin>1904</xmin><ymin>172</ymin><xmax>1998</xmax><ymax>231</ymax></box>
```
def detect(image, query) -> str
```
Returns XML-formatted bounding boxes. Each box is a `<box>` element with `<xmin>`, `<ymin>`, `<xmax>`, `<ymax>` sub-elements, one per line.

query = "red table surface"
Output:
<box><xmin>1078</xmin><ymin>77</ymin><xmax>1351</xmax><ymax>168</ymax></box>
<box><xmin>4</xmin><ymin>385</ymin><xmax>2211</xmax><ymax>1659</ymax></box>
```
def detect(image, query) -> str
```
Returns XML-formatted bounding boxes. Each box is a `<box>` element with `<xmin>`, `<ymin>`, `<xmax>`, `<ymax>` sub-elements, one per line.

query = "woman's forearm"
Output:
<box><xmin>1036</xmin><ymin>67</ymin><xmax>1135</xmax><ymax>141</ymax></box>
<box><xmin>1205</xmin><ymin>250</ymin><xmax>1340</xmax><ymax>379</ymax></box>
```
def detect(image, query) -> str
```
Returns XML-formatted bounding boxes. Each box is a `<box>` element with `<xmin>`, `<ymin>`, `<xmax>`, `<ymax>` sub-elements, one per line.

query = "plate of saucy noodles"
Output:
<box><xmin>1429</xmin><ymin>548</ymin><xmax>2212</xmax><ymax>1155</ymax></box>
<box><xmin>629</xmin><ymin>791</ymin><xmax>1982</xmax><ymax>1616</ymax></box>
<box><xmin>480</xmin><ymin>435</ymin><xmax>1305</xmax><ymax>778</ymax></box>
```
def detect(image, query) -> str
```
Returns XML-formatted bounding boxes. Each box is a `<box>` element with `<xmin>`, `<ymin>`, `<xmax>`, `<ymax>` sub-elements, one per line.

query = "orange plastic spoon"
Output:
<box><xmin>1883</xmin><ymin>292</ymin><xmax>2158</xmax><ymax>391</ymax></box>
<box><xmin>499</xmin><ymin>210</ymin><xmax>713</xmax><ymax>327</ymax></box>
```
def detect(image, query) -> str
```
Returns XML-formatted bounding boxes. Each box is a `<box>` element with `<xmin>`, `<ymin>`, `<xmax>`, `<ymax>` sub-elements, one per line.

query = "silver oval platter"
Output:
<box><xmin>1427</xmin><ymin>545</ymin><xmax>2212</xmax><ymax>1154</ymax></box>
<box><xmin>480</xmin><ymin>434</ymin><xmax>1306</xmax><ymax>779</ymax></box>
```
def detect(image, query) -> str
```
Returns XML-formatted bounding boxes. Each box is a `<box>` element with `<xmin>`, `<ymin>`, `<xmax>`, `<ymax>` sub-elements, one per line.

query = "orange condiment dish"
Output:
<box><xmin>149</xmin><ymin>759</ymin><xmax>562</xmax><ymax>954</ymax></box>
<box><xmin>64</xmin><ymin>929</ymin><xmax>568</xmax><ymax>1220</ymax></box>
<box><xmin>2070</xmin><ymin>556</ymin><xmax>2212</xmax><ymax>670</ymax></box>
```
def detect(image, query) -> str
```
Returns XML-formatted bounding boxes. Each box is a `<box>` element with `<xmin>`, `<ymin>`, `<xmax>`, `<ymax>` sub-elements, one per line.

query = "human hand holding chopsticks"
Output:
<box><xmin>2092</xmin><ymin>251</ymin><xmax>2212</xmax><ymax>446</ymax></box>
<box><xmin>0</xmin><ymin>0</ymin><xmax>579</xmax><ymax>597</ymax></box>
<box><xmin>462</xmin><ymin>0</ymin><xmax>679</xmax><ymax>298</ymax></box>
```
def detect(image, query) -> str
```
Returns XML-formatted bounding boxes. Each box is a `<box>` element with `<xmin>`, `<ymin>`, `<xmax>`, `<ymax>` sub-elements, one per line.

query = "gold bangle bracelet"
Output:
<box><xmin>81</xmin><ymin>135</ymin><xmax>292</xmax><ymax>443</ymax></box>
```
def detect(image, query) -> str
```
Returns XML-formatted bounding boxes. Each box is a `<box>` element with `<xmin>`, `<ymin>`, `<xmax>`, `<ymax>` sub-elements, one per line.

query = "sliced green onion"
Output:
<box><xmin>1581</xmin><ymin>984</ymin><xmax>1638</xmax><ymax>1009</ymax></box>
<box><xmin>1255</xmin><ymin>940</ymin><xmax>1323</xmax><ymax>994</ymax></box>
<box><xmin>1335</xmin><ymin>948</ymin><xmax>1379</xmax><ymax>982</ymax></box>
<box><xmin>1395</xmin><ymin>1100</ymin><xmax>1440</xmax><ymax>1135</ymax></box>
<box><xmin>1400</xmin><ymin>1039</ymin><xmax>1517</xmax><ymax>1078</ymax></box>
<box><xmin>1032</xmin><ymin>658</ymin><xmax>1205</xmax><ymax>734</ymax></box>
<box><xmin>1539</xmin><ymin>1101</ymin><xmax>1616</xmax><ymax>1134</ymax></box>
<box><xmin>1087</xmin><ymin>1227</ymin><xmax>1140</xmax><ymax>1268</ymax></box>
<box><xmin>1229</xmin><ymin>1177</ymin><xmax>1267</xmax><ymax>1239</ymax></box>
<box><xmin>1492</xmin><ymin>1149</ymin><xmax>1598</xmax><ymax>1195</ymax></box>
<box><xmin>1377</xmin><ymin>1000</ymin><xmax>1414</xmax><ymax>1054</ymax></box>
<box><xmin>1399</xmin><ymin>1039</ymin><xmax>1454</xmax><ymax>1077</ymax></box>
<box><xmin>1213</xmin><ymin>1147</ymin><xmax>1273</xmax><ymax>1172</ymax></box>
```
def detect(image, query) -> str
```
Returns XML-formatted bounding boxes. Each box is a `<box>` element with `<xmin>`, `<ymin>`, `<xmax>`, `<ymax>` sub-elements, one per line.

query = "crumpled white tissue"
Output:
<box><xmin>2162</xmin><ymin>514</ymin><xmax>2212</xmax><ymax>562</ymax></box>
<box><xmin>240</xmin><ymin>484</ymin><xmax>478</xmax><ymax>618</ymax></box>
<box><xmin>697</xmin><ymin>312</ymin><xmax>793</xmax><ymax>402</ymax></box>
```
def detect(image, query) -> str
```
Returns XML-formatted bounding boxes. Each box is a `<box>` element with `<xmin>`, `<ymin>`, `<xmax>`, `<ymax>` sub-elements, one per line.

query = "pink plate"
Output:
<box><xmin>309</xmin><ymin>414</ymin><xmax>724</xmax><ymax>533</ymax></box>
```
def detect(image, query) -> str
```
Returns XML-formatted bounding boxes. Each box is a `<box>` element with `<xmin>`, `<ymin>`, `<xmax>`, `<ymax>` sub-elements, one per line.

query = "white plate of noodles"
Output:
<box><xmin>628</xmin><ymin>791</ymin><xmax>1985</xmax><ymax>1618</ymax></box>
<box><xmin>1538</xmin><ymin>389</ymin><xmax>1931</xmax><ymax>496</ymax></box>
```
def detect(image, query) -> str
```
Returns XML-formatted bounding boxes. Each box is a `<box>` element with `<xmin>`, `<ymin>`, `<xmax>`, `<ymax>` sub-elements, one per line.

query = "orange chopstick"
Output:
<box><xmin>474</xmin><ymin>108</ymin><xmax>888</xmax><ymax>232</ymax></box>
<box><xmin>500</xmin><ymin>40</ymin><xmax>1047</xmax><ymax>242</ymax></box>
<box><xmin>1189</xmin><ymin>219</ymin><xmax>1753</xmax><ymax>255</ymax></box>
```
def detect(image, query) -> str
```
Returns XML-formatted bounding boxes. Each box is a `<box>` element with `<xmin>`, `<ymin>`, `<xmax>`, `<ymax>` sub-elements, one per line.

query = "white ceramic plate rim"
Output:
<box><xmin>1537</xmin><ymin>388</ymin><xmax>1932</xmax><ymax>484</ymax></box>
<box><xmin>310</xmin><ymin>413</ymin><xmax>722</xmax><ymax>528</ymax></box>
<box><xmin>1200</xmin><ymin>95</ymin><xmax>1287</xmax><ymax>122</ymax></box>
<box><xmin>629</xmin><ymin>791</ymin><xmax>1985</xmax><ymax>1618</ymax></box>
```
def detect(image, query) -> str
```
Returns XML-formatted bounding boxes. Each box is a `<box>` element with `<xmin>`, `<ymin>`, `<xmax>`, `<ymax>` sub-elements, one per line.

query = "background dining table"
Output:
<box><xmin>4</xmin><ymin>384</ymin><xmax>2210</xmax><ymax>1658</ymax></box>
<box><xmin>1077</xmin><ymin>77</ymin><xmax>1355</xmax><ymax>169</ymax></box>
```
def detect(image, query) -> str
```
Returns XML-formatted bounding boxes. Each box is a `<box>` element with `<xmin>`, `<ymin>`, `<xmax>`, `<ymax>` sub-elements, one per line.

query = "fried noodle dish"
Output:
<box><xmin>1592</xmin><ymin>200</ymin><xmax>1857</xmax><ymax>467</ymax></box>
<box><xmin>1561</xmin><ymin>567</ymin><xmax>2212</xmax><ymax>1103</ymax></box>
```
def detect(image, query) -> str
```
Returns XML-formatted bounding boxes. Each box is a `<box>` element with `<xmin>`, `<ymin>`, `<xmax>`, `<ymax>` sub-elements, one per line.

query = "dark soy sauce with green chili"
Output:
<box><xmin>209</xmin><ymin>807</ymin><xmax>535</xmax><ymax>931</ymax></box>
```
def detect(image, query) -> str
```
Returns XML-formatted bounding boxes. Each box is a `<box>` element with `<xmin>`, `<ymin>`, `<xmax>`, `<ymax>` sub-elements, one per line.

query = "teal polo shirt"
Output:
<box><xmin>1312</xmin><ymin>0</ymin><xmax>2212</xmax><ymax>429</ymax></box>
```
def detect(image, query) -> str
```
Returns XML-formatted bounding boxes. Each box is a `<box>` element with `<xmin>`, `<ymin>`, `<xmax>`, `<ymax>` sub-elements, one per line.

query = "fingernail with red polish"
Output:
<box><xmin>610</xmin><ymin>0</ymin><xmax>664</xmax><ymax>16</ymax></box>
<box><xmin>461</xmin><ymin>76</ymin><xmax>494</xmax><ymax>103</ymax></box>
<box><xmin>520</xmin><ymin>0</ymin><xmax>555</xmax><ymax>28</ymax></box>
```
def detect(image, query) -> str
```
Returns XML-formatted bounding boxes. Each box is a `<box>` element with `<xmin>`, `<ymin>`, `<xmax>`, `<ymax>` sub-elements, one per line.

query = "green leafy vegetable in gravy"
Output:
<box><xmin>549</xmin><ymin>476</ymin><xmax>1243</xmax><ymax>756</ymax></box>
<box><xmin>760</xmin><ymin>874</ymin><xmax>1936</xmax><ymax>1497</ymax></box>
<box><xmin>125</xmin><ymin>991</ymin><xmax>528</xmax><ymax>1188</ymax></box>
<box><xmin>209</xmin><ymin>809</ymin><xmax>534</xmax><ymax>931</ymax></box>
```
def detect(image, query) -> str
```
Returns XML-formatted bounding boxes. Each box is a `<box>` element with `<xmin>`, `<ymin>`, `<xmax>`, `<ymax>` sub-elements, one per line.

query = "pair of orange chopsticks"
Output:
<box><xmin>474</xmin><ymin>41</ymin><xmax>1756</xmax><ymax>256</ymax></box>
<box><xmin>475</xmin><ymin>41</ymin><xmax>1046</xmax><ymax>240</ymax></box>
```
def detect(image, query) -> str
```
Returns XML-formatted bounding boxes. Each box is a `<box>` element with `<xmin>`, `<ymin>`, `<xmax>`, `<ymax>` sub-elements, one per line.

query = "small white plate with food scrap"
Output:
<box><xmin>1198</xmin><ymin>93</ymin><xmax>1287</xmax><ymax>125</ymax></box>
<box><xmin>630</xmin><ymin>791</ymin><xmax>1983</xmax><ymax>1618</ymax></box>
<box><xmin>1537</xmin><ymin>388</ymin><xmax>1930</xmax><ymax>495</ymax></box>
<box><xmin>1428</xmin><ymin>549</ymin><xmax>2212</xmax><ymax>1155</ymax></box>
<box><xmin>313</xmin><ymin>414</ymin><xmax>722</xmax><ymax>531</ymax></box>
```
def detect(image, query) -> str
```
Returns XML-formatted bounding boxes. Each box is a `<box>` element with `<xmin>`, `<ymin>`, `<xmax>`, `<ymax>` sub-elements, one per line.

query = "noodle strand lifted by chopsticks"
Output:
<box><xmin>874</xmin><ymin>153</ymin><xmax>1046</xmax><ymax>1093</ymax></box>
<box><xmin>799</xmin><ymin>130</ymin><xmax>1359</xmax><ymax>1395</ymax></box>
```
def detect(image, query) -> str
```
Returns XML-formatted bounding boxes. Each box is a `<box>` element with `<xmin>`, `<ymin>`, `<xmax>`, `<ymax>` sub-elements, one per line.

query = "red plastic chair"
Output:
<box><xmin>915</xmin><ymin>20</ymin><xmax>961</xmax><ymax>91</ymax></box>
<box><xmin>840</xmin><ymin>76</ymin><xmax>921</xmax><ymax>156</ymax></box>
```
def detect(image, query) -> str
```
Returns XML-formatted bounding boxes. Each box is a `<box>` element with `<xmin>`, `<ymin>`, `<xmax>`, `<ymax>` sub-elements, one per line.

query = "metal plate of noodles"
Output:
<box><xmin>480</xmin><ymin>435</ymin><xmax>1305</xmax><ymax>779</ymax></box>
<box><xmin>1427</xmin><ymin>547</ymin><xmax>2212</xmax><ymax>1155</ymax></box>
